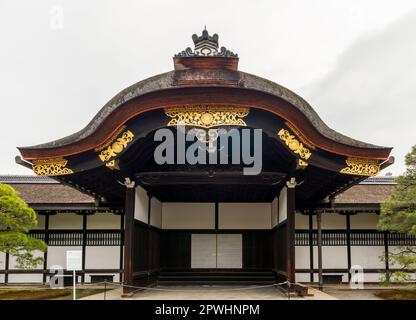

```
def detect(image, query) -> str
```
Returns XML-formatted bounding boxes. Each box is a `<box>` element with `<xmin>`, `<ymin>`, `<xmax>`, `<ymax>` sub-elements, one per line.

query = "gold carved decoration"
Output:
<box><xmin>277</xmin><ymin>128</ymin><xmax>312</xmax><ymax>160</ymax></box>
<box><xmin>105</xmin><ymin>159</ymin><xmax>120</xmax><ymax>171</ymax></box>
<box><xmin>297</xmin><ymin>159</ymin><xmax>308</xmax><ymax>169</ymax></box>
<box><xmin>285</xmin><ymin>122</ymin><xmax>315</xmax><ymax>150</ymax></box>
<box><xmin>98</xmin><ymin>130</ymin><xmax>134</xmax><ymax>162</ymax></box>
<box><xmin>32</xmin><ymin>158</ymin><xmax>74</xmax><ymax>176</ymax></box>
<box><xmin>164</xmin><ymin>106</ymin><xmax>250</xmax><ymax>129</ymax></box>
<box><xmin>340</xmin><ymin>158</ymin><xmax>380</xmax><ymax>176</ymax></box>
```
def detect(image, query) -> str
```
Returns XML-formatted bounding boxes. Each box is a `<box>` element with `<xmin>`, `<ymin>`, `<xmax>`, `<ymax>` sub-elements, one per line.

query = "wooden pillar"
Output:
<box><xmin>119</xmin><ymin>213</ymin><xmax>125</xmax><ymax>282</ymax></box>
<box><xmin>308</xmin><ymin>213</ymin><xmax>314</xmax><ymax>282</ymax></box>
<box><xmin>42</xmin><ymin>213</ymin><xmax>50</xmax><ymax>284</ymax></box>
<box><xmin>286</xmin><ymin>180</ymin><xmax>296</xmax><ymax>284</ymax></box>
<box><xmin>317</xmin><ymin>209</ymin><xmax>323</xmax><ymax>290</ymax></box>
<box><xmin>384</xmin><ymin>231</ymin><xmax>390</xmax><ymax>282</ymax></box>
<box><xmin>4</xmin><ymin>252</ymin><xmax>9</xmax><ymax>284</ymax></box>
<box><xmin>81</xmin><ymin>213</ymin><xmax>88</xmax><ymax>283</ymax></box>
<box><xmin>123</xmin><ymin>180</ymin><xmax>135</xmax><ymax>294</ymax></box>
<box><xmin>147</xmin><ymin>193</ymin><xmax>152</xmax><ymax>273</ymax></box>
<box><xmin>346</xmin><ymin>213</ymin><xmax>352</xmax><ymax>282</ymax></box>
<box><xmin>215</xmin><ymin>202</ymin><xmax>219</xmax><ymax>231</ymax></box>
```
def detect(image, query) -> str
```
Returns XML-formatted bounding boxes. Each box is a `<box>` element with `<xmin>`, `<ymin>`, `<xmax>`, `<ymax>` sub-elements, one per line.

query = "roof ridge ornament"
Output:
<box><xmin>175</xmin><ymin>29</ymin><xmax>238</xmax><ymax>58</ymax></box>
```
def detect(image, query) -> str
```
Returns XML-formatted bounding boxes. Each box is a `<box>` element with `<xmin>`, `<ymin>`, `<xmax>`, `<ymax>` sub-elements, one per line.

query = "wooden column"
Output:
<box><xmin>286</xmin><ymin>181</ymin><xmax>296</xmax><ymax>284</ymax></box>
<box><xmin>308</xmin><ymin>213</ymin><xmax>314</xmax><ymax>282</ymax></box>
<box><xmin>123</xmin><ymin>180</ymin><xmax>135</xmax><ymax>294</ymax></box>
<box><xmin>346</xmin><ymin>213</ymin><xmax>352</xmax><ymax>282</ymax></box>
<box><xmin>4</xmin><ymin>252</ymin><xmax>9</xmax><ymax>284</ymax></box>
<box><xmin>384</xmin><ymin>231</ymin><xmax>390</xmax><ymax>282</ymax></box>
<box><xmin>81</xmin><ymin>213</ymin><xmax>88</xmax><ymax>283</ymax></box>
<box><xmin>119</xmin><ymin>213</ymin><xmax>125</xmax><ymax>282</ymax></box>
<box><xmin>42</xmin><ymin>213</ymin><xmax>50</xmax><ymax>283</ymax></box>
<box><xmin>317</xmin><ymin>209</ymin><xmax>323</xmax><ymax>290</ymax></box>
<box><xmin>147</xmin><ymin>193</ymin><xmax>152</xmax><ymax>273</ymax></box>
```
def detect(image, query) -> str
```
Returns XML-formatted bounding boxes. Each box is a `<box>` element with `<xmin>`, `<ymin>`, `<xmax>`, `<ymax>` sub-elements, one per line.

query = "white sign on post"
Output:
<box><xmin>66</xmin><ymin>250</ymin><xmax>82</xmax><ymax>271</ymax></box>
<box><xmin>66</xmin><ymin>250</ymin><xmax>82</xmax><ymax>301</ymax></box>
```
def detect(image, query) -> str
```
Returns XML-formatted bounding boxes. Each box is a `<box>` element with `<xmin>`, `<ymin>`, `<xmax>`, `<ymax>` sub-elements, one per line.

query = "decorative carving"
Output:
<box><xmin>105</xmin><ymin>159</ymin><xmax>120</xmax><ymax>171</ymax></box>
<box><xmin>175</xmin><ymin>29</ymin><xmax>238</xmax><ymax>58</ymax></box>
<box><xmin>340</xmin><ymin>158</ymin><xmax>380</xmax><ymax>176</ymax></box>
<box><xmin>277</xmin><ymin>128</ymin><xmax>312</xmax><ymax>160</ymax></box>
<box><xmin>297</xmin><ymin>159</ymin><xmax>308</xmax><ymax>169</ymax></box>
<box><xmin>32</xmin><ymin>158</ymin><xmax>74</xmax><ymax>176</ymax></box>
<box><xmin>98</xmin><ymin>130</ymin><xmax>134</xmax><ymax>162</ymax></box>
<box><xmin>165</xmin><ymin>106</ymin><xmax>249</xmax><ymax>128</ymax></box>
<box><xmin>95</xmin><ymin>125</ymin><xmax>126</xmax><ymax>152</ymax></box>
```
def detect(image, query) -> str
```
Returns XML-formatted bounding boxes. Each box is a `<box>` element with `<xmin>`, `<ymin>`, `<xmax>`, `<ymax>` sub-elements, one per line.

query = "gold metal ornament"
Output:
<box><xmin>98</xmin><ymin>130</ymin><xmax>134</xmax><ymax>162</ymax></box>
<box><xmin>105</xmin><ymin>159</ymin><xmax>120</xmax><ymax>170</ymax></box>
<box><xmin>297</xmin><ymin>159</ymin><xmax>308</xmax><ymax>169</ymax></box>
<box><xmin>164</xmin><ymin>106</ymin><xmax>250</xmax><ymax>129</ymax></box>
<box><xmin>32</xmin><ymin>158</ymin><xmax>74</xmax><ymax>176</ymax></box>
<box><xmin>277</xmin><ymin>128</ymin><xmax>312</xmax><ymax>160</ymax></box>
<box><xmin>340</xmin><ymin>157</ymin><xmax>380</xmax><ymax>176</ymax></box>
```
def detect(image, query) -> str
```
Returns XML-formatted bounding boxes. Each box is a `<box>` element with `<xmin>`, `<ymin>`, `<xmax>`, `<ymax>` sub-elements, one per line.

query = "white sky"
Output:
<box><xmin>0</xmin><ymin>0</ymin><xmax>415</xmax><ymax>175</ymax></box>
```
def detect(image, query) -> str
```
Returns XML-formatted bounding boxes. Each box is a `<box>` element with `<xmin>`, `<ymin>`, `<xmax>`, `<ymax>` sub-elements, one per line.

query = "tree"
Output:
<box><xmin>378</xmin><ymin>145</ymin><xmax>416</xmax><ymax>282</ymax></box>
<box><xmin>0</xmin><ymin>183</ymin><xmax>47</xmax><ymax>269</ymax></box>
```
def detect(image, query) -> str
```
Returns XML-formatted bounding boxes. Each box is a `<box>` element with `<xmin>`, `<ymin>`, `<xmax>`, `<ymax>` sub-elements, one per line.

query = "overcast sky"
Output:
<box><xmin>0</xmin><ymin>0</ymin><xmax>415</xmax><ymax>175</ymax></box>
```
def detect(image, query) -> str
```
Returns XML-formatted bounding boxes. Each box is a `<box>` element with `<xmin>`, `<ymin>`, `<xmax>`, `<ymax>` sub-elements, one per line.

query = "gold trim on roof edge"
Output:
<box><xmin>165</xmin><ymin>106</ymin><xmax>249</xmax><ymax>129</ymax></box>
<box><xmin>32</xmin><ymin>158</ymin><xmax>74</xmax><ymax>176</ymax></box>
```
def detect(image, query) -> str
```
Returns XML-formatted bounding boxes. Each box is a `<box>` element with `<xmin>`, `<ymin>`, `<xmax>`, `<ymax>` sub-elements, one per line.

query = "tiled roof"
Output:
<box><xmin>0</xmin><ymin>175</ymin><xmax>94</xmax><ymax>204</ymax></box>
<box><xmin>0</xmin><ymin>175</ymin><xmax>396</xmax><ymax>205</ymax></box>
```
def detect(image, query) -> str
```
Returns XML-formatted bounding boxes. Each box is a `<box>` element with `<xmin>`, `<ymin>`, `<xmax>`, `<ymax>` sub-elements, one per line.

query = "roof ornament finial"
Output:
<box><xmin>175</xmin><ymin>29</ymin><xmax>238</xmax><ymax>58</ymax></box>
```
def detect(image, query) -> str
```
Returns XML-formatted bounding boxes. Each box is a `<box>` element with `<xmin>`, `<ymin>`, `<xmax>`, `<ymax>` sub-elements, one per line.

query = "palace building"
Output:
<box><xmin>4</xmin><ymin>30</ymin><xmax>416</xmax><ymax>292</ymax></box>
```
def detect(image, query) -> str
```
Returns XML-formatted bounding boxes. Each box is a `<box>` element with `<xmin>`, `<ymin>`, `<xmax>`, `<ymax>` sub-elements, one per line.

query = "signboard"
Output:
<box><xmin>66</xmin><ymin>250</ymin><xmax>82</xmax><ymax>271</ymax></box>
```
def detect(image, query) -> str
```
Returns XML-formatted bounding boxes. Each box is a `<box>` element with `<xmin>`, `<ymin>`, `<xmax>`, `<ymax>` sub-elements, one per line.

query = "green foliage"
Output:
<box><xmin>378</xmin><ymin>145</ymin><xmax>416</xmax><ymax>282</ymax></box>
<box><xmin>0</xmin><ymin>183</ymin><xmax>47</xmax><ymax>269</ymax></box>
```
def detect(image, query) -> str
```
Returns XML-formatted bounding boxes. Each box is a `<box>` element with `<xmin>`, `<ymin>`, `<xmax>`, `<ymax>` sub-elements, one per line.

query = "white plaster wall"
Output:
<box><xmin>47</xmin><ymin>246</ymin><xmax>82</xmax><ymax>269</ymax></box>
<box><xmin>295</xmin><ymin>246</ymin><xmax>311</xmax><ymax>269</ymax></box>
<box><xmin>311</xmin><ymin>246</ymin><xmax>348</xmax><ymax>269</ymax></box>
<box><xmin>85</xmin><ymin>246</ymin><xmax>120</xmax><ymax>269</ymax></box>
<box><xmin>351</xmin><ymin>246</ymin><xmax>385</xmax><ymax>269</ymax></box>
<box><xmin>32</xmin><ymin>214</ymin><xmax>45</xmax><ymax>230</ymax></box>
<box><xmin>296</xmin><ymin>273</ymin><xmax>313</xmax><ymax>283</ymax></box>
<box><xmin>271</xmin><ymin>197</ymin><xmax>278</xmax><ymax>227</ymax></box>
<box><xmin>0</xmin><ymin>274</ymin><xmax>4</xmax><ymax>283</ymax></box>
<box><xmin>295</xmin><ymin>212</ymin><xmax>309</xmax><ymax>229</ymax></box>
<box><xmin>321</xmin><ymin>213</ymin><xmax>346</xmax><ymax>229</ymax></box>
<box><xmin>162</xmin><ymin>203</ymin><xmax>215</xmax><ymax>229</ymax></box>
<box><xmin>134</xmin><ymin>186</ymin><xmax>149</xmax><ymax>223</ymax></box>
<box><xmin>0</xmin><ymin>252</ymin><xmax>5</xmax><ymax>271</ymax></box>
<box><xmin>218</xmin><ymin>203</ymin><xmax>271</xmax><ymax>229</ymax></box>
<box><xmin>49</xmin><ymin>213</ymin><xmax>82</xmax><ymax>229</ymax></box>
<box><xmin>8</xmin><ymin>274</ymin><xmax>43</xmax><ymax>283</ymax></box>
<box><xmin>350</xmin><ymin>213</ymin><xmax>379</xmax><ymax>229</ymax></box>
<box><xmin>150</xmin><ymin>197</ymin><xmax>162</xmax><ymax>228</ymax></box>
<box><xmin>8</xmin><ymin>251</ymin><xmax>44</xmax><ymax>270</ymax></box>
<box><xmin>87</xmin><ymin>213</ymin><xmax>121</xmax><ymax>229</ymax></box>
<box><xmin>278</xmin><ymin>187</ymin><xmax>287</xmax><ymax>223</ymax></box>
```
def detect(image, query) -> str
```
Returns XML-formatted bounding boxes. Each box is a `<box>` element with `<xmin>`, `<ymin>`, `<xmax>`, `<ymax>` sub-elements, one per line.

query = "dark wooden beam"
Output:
<box><xmin>136</xmin><ymin>171</ymin><xmax>285</xmax><ymax>186</ymax></box>
<box><xmin>81</xmin><ymin>214</ymin><xmax>88</xmax><ymax>283</ymax></box>
<box><xmin>42</xmin><ymin>214</ymin><xmax>50</xmax><ymax>284</ymax></box>
<box><xmin>122</xmin><ymin>182</ymin><xmax>135</xmax><ymax>295</ymax></box>
<box><xmin>286</xmin><ymin>181</ymin><xmax>296</xmax><ymax>284</ymax></box>
<box><xmin>119</xmin><ymin>213</ymin><xmax>125</xmax><ymax>283</ymax></box>
<box><xmin>317</xmin><ymin>210</ymin><xmax>323</xmax><ymax>290</ymax></box>
<box><xmin>308</xmin><ymin>214</ymin><xmax>314</xmax><ymax>282</ymax></box>
<box><xmin>384</xmin><ymin>231</ymin><xmax>390</xmax><ymax>282</ymax></box>
<box><xmin>346</xmin><ymin>213</ymin><xmax>352</xmax><ymax>282</ymax></box>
